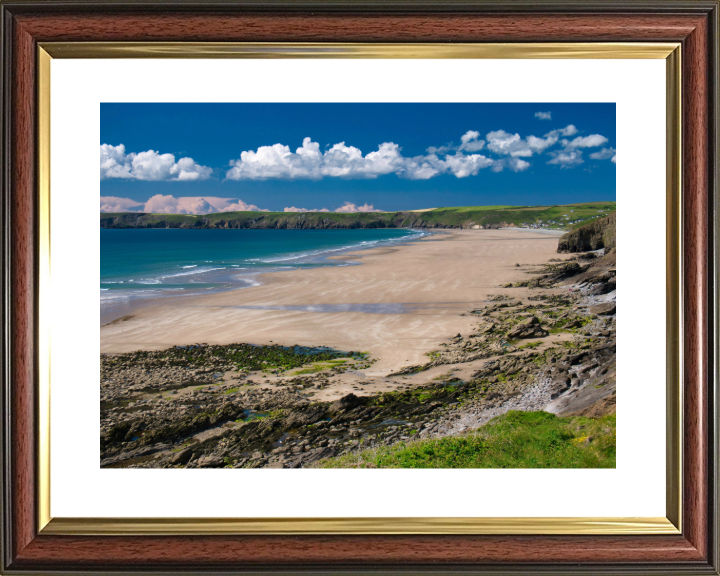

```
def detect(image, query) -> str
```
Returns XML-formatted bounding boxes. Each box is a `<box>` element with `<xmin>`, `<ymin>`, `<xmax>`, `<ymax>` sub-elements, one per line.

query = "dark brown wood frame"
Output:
<box><xmin>1</xmin><ymin>1</ymin><xmax>718</xmax><ymax>573</ymax></box>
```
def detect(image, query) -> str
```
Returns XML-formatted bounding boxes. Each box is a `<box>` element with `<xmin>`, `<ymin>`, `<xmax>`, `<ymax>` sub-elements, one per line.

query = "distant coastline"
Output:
<box><xmin>100</xmin><ymin>201</ymin><xmax>616</xmax><ymax>232</ymax></box>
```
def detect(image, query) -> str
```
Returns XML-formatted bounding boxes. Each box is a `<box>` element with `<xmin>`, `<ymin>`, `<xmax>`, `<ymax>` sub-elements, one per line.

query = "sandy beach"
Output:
<box><xmin>100</xmin><ymin>223</ymin><xmax>617</xmax><ymax>469</ymax></box>
<box><xmin>101</xmin><ymin>229</ymin><xmax>564</xmax><ymax>375</ymax></box>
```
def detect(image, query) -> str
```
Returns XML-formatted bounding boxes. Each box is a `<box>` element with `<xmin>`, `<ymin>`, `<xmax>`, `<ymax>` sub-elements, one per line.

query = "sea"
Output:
<box><xmin>100</xmin><ymin>228</ymin><xmax>427</xmax><ymax>324</ymax></box>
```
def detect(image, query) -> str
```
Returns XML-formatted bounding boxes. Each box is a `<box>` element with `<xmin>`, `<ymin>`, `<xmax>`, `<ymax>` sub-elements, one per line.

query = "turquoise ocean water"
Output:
<box><xmin>100</xmin><ymin>228</ymin><xmax>425</xmax><ymax>324</ymax></box>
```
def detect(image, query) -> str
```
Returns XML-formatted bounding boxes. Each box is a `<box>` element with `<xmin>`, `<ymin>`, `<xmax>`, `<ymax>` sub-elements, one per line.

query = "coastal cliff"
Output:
<box><xmin>557</xmin><ymin>213</ymin><xmax>616</xmax><ymax>253</ymax></box>
<box><xmin>100</xmin><ymin>202</ymin><xmax>615</xmax><ymax>231</ymax></box>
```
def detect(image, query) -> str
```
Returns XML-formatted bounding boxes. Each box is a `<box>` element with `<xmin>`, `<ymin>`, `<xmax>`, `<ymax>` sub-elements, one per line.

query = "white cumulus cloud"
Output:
<box><xmin>334</xmin><ymin>202</ymin><xmax>383</xmax><ymax>213</ymax></box>
<box><xmin>441</xmin><ymin>153</ymin><xmax>496</xmax><ymax>177</ymax></box>
<box><xmin>526</xmin><ymin>134</ymin><xmax>559</xmax><ymax>153</ymax></box>
<box><xmin>226</xmin><ymin>136</ymin><xmax>495</xmax><ymax>181</ymax></box>
<box><xmin>221</xmin><ymin>200</ymin><xmax>267</xmax><ymax>212</ymax></box>
<box><xmin>100</xmin><ymin>195</ymin><xmax>265</xmax><ymax>215</ymax></box>
<box><xmin>458</xmin><ymin>130</ymin><xmax>485</xmax><ymax>152</ymax></box>
<box><xmin>565</xmin><ymin>134</ymin><xmax>609</xmax><ymax>149</ymax></box>
<box><xmin>100</xmin><ymin>144</ymin><xmax>212</xmax><ymax>181</ymax></box>
<box><xmin>535</xmin><ymin>111</ymin><xmax>552</xmax><ymax>120</ymax></box>
<box><xmin>486</xmin><ymin>130</ymin><xmax>532</xmax><ymax>157</ymax></box>
<box><xmin>547</xmin><ymin>150</ymin><xmax>584</xmax><ymax>168</ymax></box>
<box><xmin>508</xmin><ymin>158</ymin><xmax>531</xmax><ymax>172</ymax></box>
<box><xmin>589</xmin><ymin>147</ymin><xmax>616</xmax><ymax>160</ymax></box>
<box><xmin>102</xmin><ymin>123</ymin><xmax>611</xmax><ymax>191</ymax></box>
<box><xmin>558</xmin><ymin>125</ymin><xmax>579</xmax><ymax>137</ymax></box>
<box><xmin>99</xmin><ymin>196</ymin><xmax>144</xmax><ymax>212</ymax></box>
<box><xmin>143</xmin><ymin>195</ymin><xmax>205</xmax><ymax>214</ymax></box>
<box><xmin>485</xmin><ymin>125</ymin><xmax>577</xmax><ymax>159</ymax></box>
<box><xmin>226</xmin><ymin>137</ymin><xmax>402</xmax><ymax>181</ymax></box>
<box><xmin>491</xmin><ymin>157</ymin><xmax>532</xmax><ymax>173</ymax></box>
<box><xmin>219</xmin><ymin>124</ymin><xmax>608</xmax><ymax>180</ymax></box>
<box><xmin>284</xmin><ymin>206</ymin><xmax>330</xmax><ymax>213</ymax></box>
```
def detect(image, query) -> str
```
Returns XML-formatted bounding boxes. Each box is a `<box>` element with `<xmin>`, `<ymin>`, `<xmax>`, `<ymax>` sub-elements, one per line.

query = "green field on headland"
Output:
<box><xmin>100</xmin><ymin>201</ymin><xmax>616</xmax><ymax>231</ymax></box>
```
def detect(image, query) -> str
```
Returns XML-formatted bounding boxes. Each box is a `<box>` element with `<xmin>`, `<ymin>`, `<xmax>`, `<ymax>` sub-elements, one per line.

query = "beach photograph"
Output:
<box><xmin>100</xmin><ymin>103</ymin><xmax>617</xmax><ymax>469</ymax></box>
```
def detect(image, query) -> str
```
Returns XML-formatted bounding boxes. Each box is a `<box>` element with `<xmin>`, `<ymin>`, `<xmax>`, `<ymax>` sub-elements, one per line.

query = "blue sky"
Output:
<box><xmin>100</xmin><ymin>103</ymin><xmax>616</xmax><ymax>214</ymax></box>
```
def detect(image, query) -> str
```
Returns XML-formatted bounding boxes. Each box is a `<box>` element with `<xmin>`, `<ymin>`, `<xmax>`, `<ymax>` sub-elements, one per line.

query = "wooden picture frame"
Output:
<box><xmin>1</xmin><ymin>1</ymin><xmax>717</xmax><ymax>573</ymax></box>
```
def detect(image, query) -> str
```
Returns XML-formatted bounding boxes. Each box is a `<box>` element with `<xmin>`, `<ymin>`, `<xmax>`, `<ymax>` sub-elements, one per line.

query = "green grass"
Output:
<box><xmin>434</xmin><ymin>205</ymin><xmax>515</xmax><ymax>213</ymax></box>
<box><xmin>408</xmin><ymin>202</ymin><xmax>616</xmax><ymax>230</ymax></box>
<box><xmin>313</xmin><ymin>411</ymin><xmax>616</xmax><ymax>469</ymax></box>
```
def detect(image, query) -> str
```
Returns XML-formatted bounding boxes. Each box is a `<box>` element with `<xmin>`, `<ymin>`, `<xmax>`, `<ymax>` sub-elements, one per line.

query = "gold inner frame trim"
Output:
<box><xmin>42</xmin><ymin>516</ymin><xmax>677</xmax><ymax>536</ymax></box>
<box><xmin>37</xmin><ymin>46</ymin><xmax>52</xmax><ymax>532</ymax></box>
<box><xmin>36</xmin><ymin>42</ymin><xmax>683</xmax><ymax>536</ymax></box>
<box><xmin>665</xmin><ymin>45</ymin><xmax>683</xmax><ymax>531</ymax></box>
<box><xmin>39</xmin><ymin>41</ymin><xmax>679</xmax><ymax>59</ymax></box>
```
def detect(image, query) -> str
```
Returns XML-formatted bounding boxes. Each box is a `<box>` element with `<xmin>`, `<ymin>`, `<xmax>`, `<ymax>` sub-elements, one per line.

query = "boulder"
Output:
<box><xmin>476</xmin><ymin>322</ymin><xmax>495</xmax><ymax>334</ymax></box>
<box><xmin>195</xmin><ymin>455</ymin><xmax>224</xmax><ymax>468</ymax></box>
<box><xmin>549</xmin><ymin>376</ymin><xmax>572</xmax><ymax>399</ymax></box>
<box><xmin>328</xmin><ymin>393</ymin><xmax>363</xmax><ymax>414</ymax></box>
<box><xmin>168</xmin><ymin>448</ymin><xmax>193</xmax><ymax>466</ymax></box>
<box><xmin>589</xmin><ymin>302</ymin><xmax>616</xmax><ymax>316</ymax></box>
<box><xmin>506</xmin><ymin>316</ymin><xmax>549</xmax><ymax>339</ymax></box>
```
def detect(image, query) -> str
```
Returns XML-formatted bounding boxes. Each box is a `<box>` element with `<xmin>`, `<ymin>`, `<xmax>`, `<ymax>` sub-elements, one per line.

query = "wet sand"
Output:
<box><xmin>101</xmin><ymin>229</ymin><xmax>564</xmax><ymax>375</ymax></box>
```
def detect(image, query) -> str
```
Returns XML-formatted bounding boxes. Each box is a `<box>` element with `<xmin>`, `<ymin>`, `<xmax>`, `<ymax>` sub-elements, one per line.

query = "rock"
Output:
<box><xmin>169</xmin><ymin>448</ymin><xmax>193</xmax><ymax>466</ymax></box>
<box><xmin>588</xmin><ymin>282</ymin><xmax>614</xmax><ymax>296</ymax></box>
<box><xmin>195</xmin><ymin>455</ymin><xmax>224</xmax><ymax>468</ymax></box>
<box><xmin>477</xmin><ymin>322</ymin><xmax>495</xmax><ymax>334</ymax></box>
<box><xmin>565</xmin><ymin>393</ymin><xmax>616</xmax><ymax>418</ymax></box>
<box><xmin>283</xmin><ymin>405</ymin><xmax>327</xmax><ymax>429</ymax></box>
<box><xmin>549</xmin><ymin>376</ymin><xmax>572</xmax><ymax>399</ymax></box>
<box><xmin>590</xmin><ymin>302</ymin><xmax>616</xmax><ymax>316</ymax></box>
<box><xmin>328</xmin><ymin>393</ymin><xmax>362</xmax><ymax>414</ymax></box>
<box><xmin>506</xmin><ymin>316</ymin><xmax>549</xmax><ymax>339</ymax></box>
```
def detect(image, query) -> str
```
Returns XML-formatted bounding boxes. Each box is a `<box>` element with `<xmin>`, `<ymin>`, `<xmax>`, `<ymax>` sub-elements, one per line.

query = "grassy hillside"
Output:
<box><xmin>403</xmin><ymin>202</ymin><xmax>615</xmax><ymax>229</ymax></box>
<box><xmin>312</xmin><ymin>410</ymin><xmax>616</xmax><ymax>469</ymax></box>
<box><xmin>100</xmin><ymin>201</ymin><xmax>615</xmax><ymax>231</ymax></box>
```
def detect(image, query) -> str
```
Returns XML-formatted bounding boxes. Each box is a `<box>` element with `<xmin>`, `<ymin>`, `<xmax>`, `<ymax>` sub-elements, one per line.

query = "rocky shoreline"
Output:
<box><xmin>101</xmin><ymin>227</ymin><xmax>616</xmax><ymax>469</ymax></box>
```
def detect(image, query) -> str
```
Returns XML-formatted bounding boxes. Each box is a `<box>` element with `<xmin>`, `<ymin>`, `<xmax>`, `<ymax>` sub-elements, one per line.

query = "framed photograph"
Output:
<box><xmin>1</xmin><ymin>1</ymin><xmax>717</xmax><ymax>574</ymax></box>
